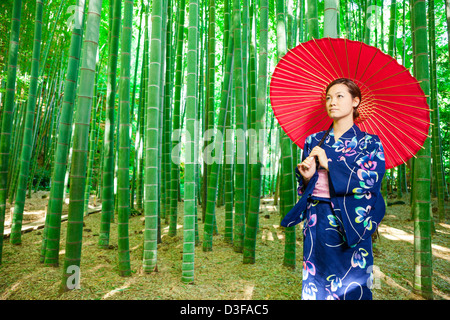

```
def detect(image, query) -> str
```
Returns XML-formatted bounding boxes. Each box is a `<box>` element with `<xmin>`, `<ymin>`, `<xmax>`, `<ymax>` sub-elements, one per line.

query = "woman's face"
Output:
<box><xmin>325</xmin><ymin>83</ymin><xmax>360</xmax><ymax>121</ymax></box>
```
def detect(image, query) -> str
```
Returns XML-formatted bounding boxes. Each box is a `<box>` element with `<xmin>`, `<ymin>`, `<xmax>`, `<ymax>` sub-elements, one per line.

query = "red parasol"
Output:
<box><xmin>269</xmin><ymin>37</ymin><xmax>431</xmax><ymax>169</ymax></box>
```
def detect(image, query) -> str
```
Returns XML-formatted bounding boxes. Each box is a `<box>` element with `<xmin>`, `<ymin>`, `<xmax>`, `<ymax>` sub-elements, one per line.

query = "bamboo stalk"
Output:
<box><xmin>143</xmin><ymin>0</ymin><xmax>163</xmax><ymax>273</ymax></box>
<box><xmin>61</xmin><ymin>0</ymin><xmax>103</xmax><ymax>291</ymax></box>
<box><xmin>182</xmin><ymin>0</ymin><xmax>199</xmax><ymax>284</ymax></box>
<box><xmin>10</xmin><ymin>0</ymin><xmax>46</xmax><ymax>245</ymax></box>
<box><xmin>0</xmin><ymin>0</ymin><xmax>22</xmax><ymax>264</ymax></box>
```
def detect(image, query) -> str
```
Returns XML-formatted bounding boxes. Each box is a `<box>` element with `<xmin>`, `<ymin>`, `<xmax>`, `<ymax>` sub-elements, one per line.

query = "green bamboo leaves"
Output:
<box><xmin>61</xmin><ymin>0</ymin><xmax>103</xmax><ymax>291</ymax></box>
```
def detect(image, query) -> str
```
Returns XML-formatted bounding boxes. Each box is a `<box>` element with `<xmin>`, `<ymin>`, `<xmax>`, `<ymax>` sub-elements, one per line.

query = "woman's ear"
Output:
<box><xmin>353</xmin><ymin>97</ymin><xmax>360</xmax><ymax>108</ymax></box>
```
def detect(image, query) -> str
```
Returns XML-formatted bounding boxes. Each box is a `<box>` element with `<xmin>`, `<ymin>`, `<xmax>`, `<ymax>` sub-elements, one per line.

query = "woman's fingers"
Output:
<box><xmin>310</xmin><ymin>146</ymin><xmax>324</xmax><ymax>157</ymax></box>
<box><xmin>301</xmin><ymin>157</ymin><xmax>311</xmax><ymax>167</ymax></box>
<box><xmin>300</xmin><ymin>156</ymin><xmax>314</xmax><ymax>170</ymax></box>
<box><xmin>309</xmin><ymin>147</ymin><xmax>318</xmax><ymax>155</ymax></box>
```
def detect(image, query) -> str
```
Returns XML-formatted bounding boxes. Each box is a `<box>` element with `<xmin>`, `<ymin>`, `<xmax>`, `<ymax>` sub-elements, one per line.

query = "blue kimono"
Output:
<box><xmin>281</xmin><ymin>124</ymin><xmax>386</xmax><ymax>300</ymax></box>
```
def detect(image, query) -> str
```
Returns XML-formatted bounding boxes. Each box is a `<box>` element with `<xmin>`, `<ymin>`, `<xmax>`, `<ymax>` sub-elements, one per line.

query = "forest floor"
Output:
<box><xmin>0</xmin><ymin>190</ymin><xmax>449</xmax><ymax>300</ymax></box>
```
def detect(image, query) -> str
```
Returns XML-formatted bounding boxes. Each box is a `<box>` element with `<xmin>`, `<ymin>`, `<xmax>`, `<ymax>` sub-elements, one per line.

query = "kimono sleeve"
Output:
<box><xmin>293</xmin><ymin>133</ymin><xmax>315</xmax><ymax>196</ymax></box>
<box><xmin>280</xmin><ymin>134</ymin><xmax>316</xmax><ymax>228</ymax></box>
<box><xmin>295</xmin><ymin>151</ymin><xmax>308</xmax><ymax>197</ymax></box>
<box><xmin>295</xmin><ymin>167</ymin><xmax>303</xmax><ymax>196</ymax></box>
<box><xmin>327</xmin><ymin>134</ymin><xmax>386</xmax><ymax>247</ymax></box>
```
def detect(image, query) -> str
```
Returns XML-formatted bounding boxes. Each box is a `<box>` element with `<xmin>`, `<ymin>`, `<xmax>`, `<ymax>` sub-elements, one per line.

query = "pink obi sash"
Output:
<box><xmin>311</xmin><ymin>169</ymin><xmax>330</xmax><ymax>198</ymax></box>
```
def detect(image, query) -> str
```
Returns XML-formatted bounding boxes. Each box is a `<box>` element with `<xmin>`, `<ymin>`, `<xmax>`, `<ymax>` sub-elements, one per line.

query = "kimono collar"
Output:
<box><xmin>329</xmin><ymin>123</ymin><xmax>362</xmax><ymax>144</ymax></box>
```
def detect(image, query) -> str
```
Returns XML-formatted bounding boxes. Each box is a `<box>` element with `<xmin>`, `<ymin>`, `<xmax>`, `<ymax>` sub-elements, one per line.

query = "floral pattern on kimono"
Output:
<box><xmin>281</xmin><ymin>124</ymin><xmax>386</xmax><ymax>300</ymax></box>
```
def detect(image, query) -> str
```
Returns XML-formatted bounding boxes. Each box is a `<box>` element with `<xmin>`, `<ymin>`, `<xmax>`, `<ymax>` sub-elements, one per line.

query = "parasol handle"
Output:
<box><xmin>314</xmin><ymin>124</ymin><xmax>333</xmax><ymax>169</ymax></box>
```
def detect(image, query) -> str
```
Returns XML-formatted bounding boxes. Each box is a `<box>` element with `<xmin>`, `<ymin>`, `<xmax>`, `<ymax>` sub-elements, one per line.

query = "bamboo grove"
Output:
<box><xmin>0</xmin><ymin>0</ymin><xmax>448</xmax><ymax>299</ymax></box>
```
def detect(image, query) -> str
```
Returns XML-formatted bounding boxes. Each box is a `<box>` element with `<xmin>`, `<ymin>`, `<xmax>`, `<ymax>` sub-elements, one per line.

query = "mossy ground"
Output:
<box><xmin>0</xmin><ymin>192</ymin><xmax>448</xmax><ymax>300</ymax></box>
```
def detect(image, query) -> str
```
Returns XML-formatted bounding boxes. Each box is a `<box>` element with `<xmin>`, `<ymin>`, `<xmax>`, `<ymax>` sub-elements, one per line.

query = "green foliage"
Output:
<box><xmin>1</xmin><ymin>0</ymin><xmax>448</xmax><ymax>192</ymax></box>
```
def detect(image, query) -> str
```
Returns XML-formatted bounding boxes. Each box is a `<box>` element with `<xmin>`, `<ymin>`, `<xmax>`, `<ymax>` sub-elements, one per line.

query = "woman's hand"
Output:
<box><xmin>297</xmin><ymin>146</ymin><xmax>329</xmax><ymax>184</ymax></box>
<box><xmin>297</xmin><ymin>156</ymin><xmax>317</xmax><ymax>183</ymax></box>
<box><xmin>309</xmin><ymin>146</ymin><xmax>329</xmax><ymax>171</ymax></box>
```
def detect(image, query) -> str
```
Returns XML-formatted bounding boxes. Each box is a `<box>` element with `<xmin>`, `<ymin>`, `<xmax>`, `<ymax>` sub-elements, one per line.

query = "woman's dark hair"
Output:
<box><xmin>325</xmin><ymin>78</ymin><xmax>361</xmax><ymax>119</ymax></box>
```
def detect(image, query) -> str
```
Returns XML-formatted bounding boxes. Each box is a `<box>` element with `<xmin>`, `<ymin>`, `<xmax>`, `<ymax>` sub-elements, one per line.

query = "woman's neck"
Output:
<box><xmin>333</xmin><ymin>118</ymin><xmax>354</xmax><ymax>141</ymax></box>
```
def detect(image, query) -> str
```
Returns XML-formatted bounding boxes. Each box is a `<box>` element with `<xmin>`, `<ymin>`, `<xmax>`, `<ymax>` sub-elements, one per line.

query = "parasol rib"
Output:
<box><xmin>360</xmin><ymin>118</ymin><xmax>402</xmax><ymax>168</ymax></box>
<box><xmin>369</xmin><ymin>116</ymin><xmax>418</xmax><ymax>160</ymax></box>
<box><xmin>275</xmin><ymin>108</ymin><xmax>323</xmax><ymax>125</ymax></box>
<box><xmin>361</xmin><ymin>118</ymin><xmax>405</xmax><ymax>169</ymax></box>
<box><xmin>376</xmin><ymin>93</ymin><xmax>430</xmax><ymax>98</ymax></box>
<box><xmin>286</xmin><ymin>111</ymin><xmax>325</xmax><ymax>136</ymax></box>
<box><xmin>270</xmin><ymin>85</ymin><xmax>321</xmax><ymax>92</ymax></box>
<box><xmin>270</xmin><ymin>75</ymin><xmax>323</xmax><ymax>89</ymax></box>
<box><xmin>327</xmin><ymin>37</ymin><xmax>345</xmax><ymax>77</ymax></box>
<box><xmin>278</xmin><ymin>59</ymin><xmax>330</xmax><ymax>85</ymax></box>
<box><xmin>374</xmin><ymin>102</ymin><xmax>432</xmax><ymax>125</ymax></box>
<box><xmin>374</xmin><ymin>98</ymin><xmax>432</xmax><ymax>111</ymax></box>
<box><xmin>367</xmin><ymin>68</ymin><xmax>412</xmax><ymax>88</ymax></box>
<box><xmin>275</xmin><ymin>66</ymin><xmax>325</xmax><ymax>87</ymax></box>
<box><xmin>353</xmin><ymin>41</ymin><xmax>364</xmax><ymax>80</ymax></box>
<box><xmin>373</xmin><ymin>112</ymin><xmax>427</xmax><ymax>149</ymax></box>
<box><xmin>298</xmin><ymin>41</ymin><xmax>336</xmax><ymax>82</ymax></box>
<box><xmin>344</xmin><ymin>38</ymin><xmax>351</xmax><ymax>78</ymax></box>
<box><xmin>288</xmin><ymin>50</ymin><xmax>333</xmax><ymax>84</ymax></box>
<box><xmin>363</xmin><ymin>58</ymin><xmax>395</xmax><ymax>84</ymax></box>
<box><xmin>269</xmin><ymin>95</ymin><xmax>319</xmax><ymax>98</ymax></box>
<box><xmin>277</xmin><ymin>105</ymin><xmax>321</xmax><ymax>116</ymax></box>
<box><xmin>289</xmin><ymin>112</ymin><xmax>330</xmax><ymax>143</ymax></box>
<box><xmin>373</xmin><ymin>106</ymin><xmax>431</xmax><ymax>138</ymax></box>
<box><xmin>313</xmin><ymin>38</ymin><xmax>341</xmax><ymax>79</ymax></box>
<box><xmin>270</xmin><ymin>98</ymin><xmax>319</xmax><ymax>105</ymax></box>
<box><xmin>358</xmin><ymin>49</ymin><xmax>378</xmax><ymax>81</ymax></box>
<box><xmin>370</xmin><ymin>81</ymin><xmax>422</xmax><ymax>92</ymax></box>
<box><xmin>357</xmin><ymin>120</ymin><xmax>389</xmax><ymax>166</ymax></box>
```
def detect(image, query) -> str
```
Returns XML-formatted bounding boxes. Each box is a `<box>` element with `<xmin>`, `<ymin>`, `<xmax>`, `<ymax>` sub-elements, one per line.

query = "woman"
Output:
<box><xmin>281</xmin><ymin>78</ymin><xmax>386</xmax><ymax>300</ymax></box>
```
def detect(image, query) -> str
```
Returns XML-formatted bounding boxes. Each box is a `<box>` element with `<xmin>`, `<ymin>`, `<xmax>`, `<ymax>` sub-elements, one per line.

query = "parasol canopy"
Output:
<box><xmin>269</xmin><ymin>37</ymin><xmax>431</xmax><ymax>169</ymax></box>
